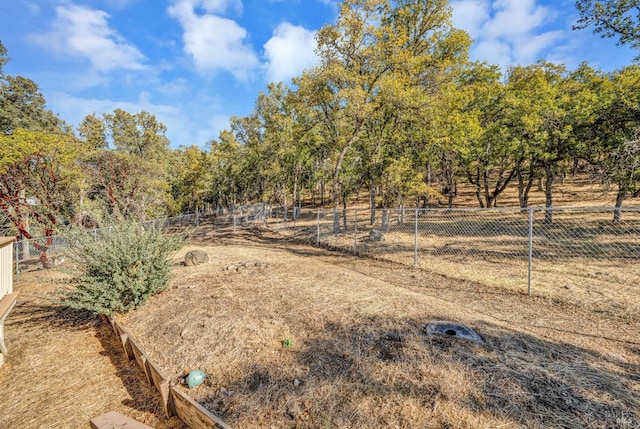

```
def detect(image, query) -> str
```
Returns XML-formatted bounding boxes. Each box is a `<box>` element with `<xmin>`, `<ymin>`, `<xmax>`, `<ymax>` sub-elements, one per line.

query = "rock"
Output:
<box><xmin>293</xmin><ymin>378</ymin><xmax>300</xmax><ymax>387</ymax></box>
<box><xmin>184</xmin><ymin>250</ymin><xmax>209</xmax><ymax>266</ymax></box>
<box><xmin>369</xmin><ymin>229</ymin><xmax>384</xmax><ymax>242</ymax></box>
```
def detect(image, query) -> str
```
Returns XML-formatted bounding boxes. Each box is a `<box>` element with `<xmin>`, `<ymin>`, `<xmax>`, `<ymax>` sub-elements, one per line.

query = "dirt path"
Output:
<box><xmin>0</xmin><ymin>269</ymin><xmax>185</xmax><ymax>429</ymax></box>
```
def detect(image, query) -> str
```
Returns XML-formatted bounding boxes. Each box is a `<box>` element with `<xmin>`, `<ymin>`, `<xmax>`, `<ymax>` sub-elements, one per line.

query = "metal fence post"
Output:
<box><xmin>414</xmin><ymin>208</ymin><xmax>418</xmax><ymax>268</ymax></box>
<box><xmin>14</xmin><ymin>242</ymin><xmax>19</xmax><ymax>282</ymax></box>
<box><xmin>528</xmin><ymin>208</ymin><xmax>533</xmax><ymax>296</ymax></box>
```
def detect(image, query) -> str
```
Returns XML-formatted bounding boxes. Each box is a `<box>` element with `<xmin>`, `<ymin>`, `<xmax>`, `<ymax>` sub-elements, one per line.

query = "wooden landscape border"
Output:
<box><xmin>107</xmin><ymin>316</ymin><xmax>231</xmax><ymax>429</ymax></box>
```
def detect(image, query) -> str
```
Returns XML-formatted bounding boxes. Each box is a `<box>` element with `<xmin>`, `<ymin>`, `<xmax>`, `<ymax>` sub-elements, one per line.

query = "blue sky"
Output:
<box><xmin>0</xmin><ymin>0</ymin><xmax>636</xmax><ymax>148</ymax></box>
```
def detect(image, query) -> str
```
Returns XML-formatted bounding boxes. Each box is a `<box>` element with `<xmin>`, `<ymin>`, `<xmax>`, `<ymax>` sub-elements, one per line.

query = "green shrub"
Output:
<box><xmin>60</xmin><ymin>222</ymin><xmax>186</xmax><ymax>315</ymax></box>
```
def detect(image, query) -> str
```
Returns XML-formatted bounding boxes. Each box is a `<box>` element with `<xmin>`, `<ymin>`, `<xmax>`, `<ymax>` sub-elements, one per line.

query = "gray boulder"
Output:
<box><xmin>369</xmin><ymin>229</ymin><xmax>384</xmax><ymax>242</ymax></box>
<box><xmin>184</xmin><ymin>249</ymin><xmax>209</xmax><ymax>266</ymax></box>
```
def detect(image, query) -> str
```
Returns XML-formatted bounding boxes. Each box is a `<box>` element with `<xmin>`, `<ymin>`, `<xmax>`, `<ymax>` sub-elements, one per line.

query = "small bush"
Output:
<box><xmin>60</xmin><ymin>222</ymin><xmax>186</xmax><ymax>315</ymax></box>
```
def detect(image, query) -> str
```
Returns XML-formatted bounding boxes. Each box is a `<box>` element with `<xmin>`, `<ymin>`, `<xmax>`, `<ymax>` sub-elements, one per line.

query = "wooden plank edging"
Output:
<box><xmin>128</xmin><ymin>336</ymin><xmax>152</xmax><ymax>385</ymax></box>
<box><xmin>106</xmin><ymin>316</ymin><xmax>230</xmax><ymax>428</ymax></box>
<box><xmin>171</xmin><ymin>386</ymin><xmax>233</xmax><ymax>429</ymax></box>
<box><xmin>147</xmin><ymin>359</ymin><xmax>175</xmax><ymax>418</ymax></box>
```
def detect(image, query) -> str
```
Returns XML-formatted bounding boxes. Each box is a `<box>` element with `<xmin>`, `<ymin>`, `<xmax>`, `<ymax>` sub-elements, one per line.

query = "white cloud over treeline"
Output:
<box><xmin>28</xmin><ymin>4</ymin><xmax>146</xmax><ymax>72</ymax></box>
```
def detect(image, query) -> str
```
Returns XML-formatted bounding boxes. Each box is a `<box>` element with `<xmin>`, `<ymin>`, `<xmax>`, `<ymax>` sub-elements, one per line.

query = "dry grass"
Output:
<box><xmin>0</xmin><ymin>269</ymin><xmax>185</xmax><ymax>429</ymax></box>
<box><xmin>3</xmin><ymin>174</ymin><xmax>638</xmax><ymax>428</ymax></box>
<box><xmin>117</xmin><ymin>229</ymin><xmax>640</xmax><ymax>429</ymax></box>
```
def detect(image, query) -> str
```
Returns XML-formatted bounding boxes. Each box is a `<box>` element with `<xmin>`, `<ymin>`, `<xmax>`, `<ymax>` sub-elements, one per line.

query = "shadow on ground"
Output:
<box><xmin>204</xmin><ymin>315</ymin><xmax>640</xmax><ymax>428</ymax></box>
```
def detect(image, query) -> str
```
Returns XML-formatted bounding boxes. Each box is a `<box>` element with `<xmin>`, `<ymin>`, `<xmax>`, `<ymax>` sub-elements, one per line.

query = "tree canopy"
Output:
<box><xmin>2</xmin><ymin>0</ymin><xmax>640</xmax><ymax>262</ymax></box>
<box><xmin>574</xmin><ymin>0</ymin><xmax>640</xmax><ymax>58</ymax></box>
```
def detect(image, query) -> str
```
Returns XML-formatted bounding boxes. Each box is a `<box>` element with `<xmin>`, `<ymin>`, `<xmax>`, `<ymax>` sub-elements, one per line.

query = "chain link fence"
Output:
<box><xmin>11</xmin><ymin>213</ymin><xmax>200</xmax><ymax>278</ymax></box>
<box><xmin>267</xmin><ymin>206</ymin><xmax>640</xmax><ymax>300</ymax></box>
<box><xmin>9</xmin><ymin>205</ymin><xmax>639</xmax><ymax>310</ymax></box>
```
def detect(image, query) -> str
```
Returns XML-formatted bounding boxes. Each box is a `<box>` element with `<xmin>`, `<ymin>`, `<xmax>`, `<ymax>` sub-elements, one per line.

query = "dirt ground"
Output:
<box><xmin>0</xmin><ymin>269</ymin><xmax>185</xmax><ymax>428</ymax></box>
<box><xmin>1</xmin><ymin>227</ymin><xmax>639</xmax><ymax>428</ymax></box>
<box><xmin>119</xmin><ymin>229</ymin><xmax>640</xmax><ymax>428</ymax></box>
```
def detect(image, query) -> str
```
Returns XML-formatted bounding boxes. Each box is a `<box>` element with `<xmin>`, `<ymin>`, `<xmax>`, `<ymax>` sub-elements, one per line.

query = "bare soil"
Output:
<box><xmin>113</xmin><ymin>228</ymin><xmax>640</xmax><ymax>429</ymax></box>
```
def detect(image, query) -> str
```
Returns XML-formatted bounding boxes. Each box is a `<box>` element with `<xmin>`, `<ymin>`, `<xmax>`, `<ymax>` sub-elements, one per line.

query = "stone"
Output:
<box><xmin>184</xmin><ymin>249</ymin><xmax>209</xmax><ymax>266</ymax></box>
<box><xmin>369</xmin><ymin>229</ymin><xmax>384</xmax><ymax>242</ymax></box>
<box><xmin>425</xmin><ymin>321</ymin><xmax>483</xmax><ymax>343</ymax></box>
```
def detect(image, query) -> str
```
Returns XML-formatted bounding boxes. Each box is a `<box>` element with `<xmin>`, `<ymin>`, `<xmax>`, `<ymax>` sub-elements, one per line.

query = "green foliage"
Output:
<box><xmin>0</xmin><ymin>129</ymin><xmax>84</xmax><ymax>267</ymax></box>
<box><xmin>78</xmin><ymin>109</ymin><xmax>173</xmax><ymax>219</ymax></box>
<box><xmin>574</xmin><ymin>0</ymin><xmax>640</xmax><ymax>58</ymax></box>
<box><xmin>61</xmin><ymin>222</ymin><xmax>186</xmax><ymax>315</ymax></box>
<box><xmin>281</xmin><ymin>337</ymin><xmax>294</xmax><ymax>348</ymax></box>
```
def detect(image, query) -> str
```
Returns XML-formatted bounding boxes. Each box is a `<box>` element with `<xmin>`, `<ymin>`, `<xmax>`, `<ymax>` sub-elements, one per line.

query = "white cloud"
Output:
<box><xmin>451</xmin><ymin>0</ymin><xmax>490</xmax><ymax>39</ymax></box>
<box><xmin>198</xmin><ymin>0</ymin><xmax>243</xmax><ymax>15</ymax></box>
<box><xmin>27</xmin><ymin>4</ymin><xmax>146</xmax><ymax>72</ymax></box>
<box><xmin>157</xmin><ymin>78</ymin><xmax>190</xmax><ymax>95</ymax></box>
<box><xmin>452</xmin><ymin>0</ymin><xmax>564</xmax><ymax>69</ymax></box>
<box><xmin>168</xmin><ymin>0</ymin><xmax>259</xmax><ymax>81</ymax></box>
<box><xmin>263</xmin><ymin>22</ymin><xmax>319</xmax><ymax>84</ymax></box>
<box><xmin>513</xmin><ymin>30</ymin><xmax>564</xmax><ymax>64</ymax></box>
<box><xmin>473</xmin><ymin>39</ymin><xmax>512</xmax><ymax>68</ymax></box>
<box><xmin>484</xmin><ymin>0</ymin><xmax>551</xmax><ymax>39</ymax></box>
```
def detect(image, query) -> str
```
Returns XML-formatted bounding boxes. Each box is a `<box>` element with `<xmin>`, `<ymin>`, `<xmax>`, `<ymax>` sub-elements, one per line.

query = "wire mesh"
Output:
<box><xmin>12</xmin><ymin>212</ymin><xmax>201</xmax><ymax>274</ymax></box>
<box><xmin>10</xmin><ymin>205</ymin><xmax>639</xmax><ymax>306</ymax></box>
<box><xmin>272</xmin><ymin>205</ymin><xmax>639</xmax><ymax>299</ymax></box>
<box><xmin>529</xmin><ymin>207</ymin><xmax>640</xmax><ymax>312</ymax></box>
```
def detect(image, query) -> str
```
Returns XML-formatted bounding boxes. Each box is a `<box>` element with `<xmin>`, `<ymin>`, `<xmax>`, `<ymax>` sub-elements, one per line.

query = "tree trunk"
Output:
<box><xmin>517</xmin><ymin>165</ymin><xmax>536</xmax><ymax>209</ymax></box>
<box><xmin>342</xmin><ymin>196</ymin><xmax>348</xmax><ymax>230</ymax></box>
<box><xmin>468</xmin><ymin>168</ymin><xmax>484</xmax><ymax>208</ymax></box>
<box><xmin>292</xmin><ymin>173</ymin><xmax>298</xmax><ymax>221</ymax></box>
<box><xmin>424</xmin><ymin>162</ymin><xmax>432</xmax><ymax>208</ymax></box>
<box><xmin>370</xmin><ymin>186</ymin><xmax>376</xmax><ymax>225</ymax></box>
<box><xmin>447</xmin><ymin>185</ymin><xmax>455</xmax><ymax>209</ymax></box>
<box><xmin>283</xmin><ymin>191</ymin><xmax>288</xmax><ymax>221</ymax></box>
<box><xmin>332</xmin><ymin>133</ymin><xmax>360</xmax><ymax>210</ymax></box>
<box><xmin>544</xmin><ymin>164</ymin><xmax>555</xmax><ymax>224</ymax></box>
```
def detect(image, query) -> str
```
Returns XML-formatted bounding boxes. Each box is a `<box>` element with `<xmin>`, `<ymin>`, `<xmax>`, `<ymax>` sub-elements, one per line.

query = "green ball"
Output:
<box><xmin>187</xmin><ymin>370</ymin><xmax>206</xmax><ymax>388</ymax></box>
